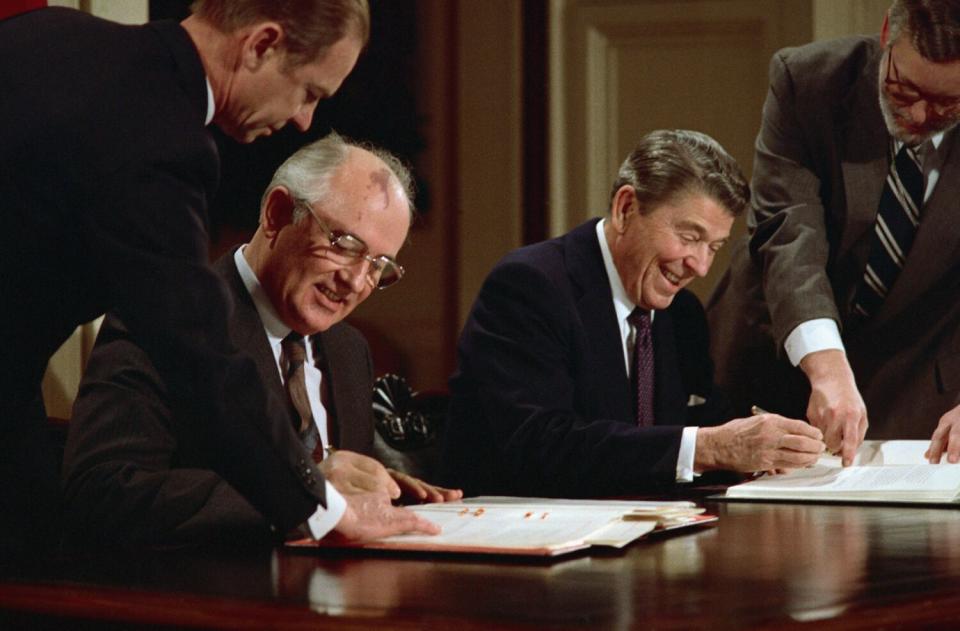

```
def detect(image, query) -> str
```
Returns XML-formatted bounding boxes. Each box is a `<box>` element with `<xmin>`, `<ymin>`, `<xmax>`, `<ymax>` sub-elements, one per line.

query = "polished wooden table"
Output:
<box><xmin>3</xmin><ymin>497</ymin><xmax>960</xmax><ymax>629</ymax></box>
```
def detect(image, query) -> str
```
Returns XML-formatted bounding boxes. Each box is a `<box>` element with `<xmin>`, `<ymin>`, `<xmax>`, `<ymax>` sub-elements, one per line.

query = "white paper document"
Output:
<box><xmin>725</xmin><ymin>440</ymin><xmax>960</xmax><ymax>504</ymax></box>
<box><xmin>288</xmin><ymin>497</ymin><xmax>716</xmax><ymax>557</ymax></box>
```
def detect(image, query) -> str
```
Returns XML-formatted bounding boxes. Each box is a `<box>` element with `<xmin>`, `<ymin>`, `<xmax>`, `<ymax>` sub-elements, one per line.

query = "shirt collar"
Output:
<box><xmin>233</xmin><ymin>246</ymin><xmax>291</xmax><ymax>346</ymax></box>
<box><xmin>204</xmin><ymin>77</ymin><xmax>215</xmax><ymax>126</ymax></box>
<box><xmin>895</xmin><ymin>130</ymin><xmax>945</xmax><ymax>155</ymax></box>
<box><xmin>595</xmin><ymin>218</ymin><xmax>653</xmax><ymax>324</ymax></box>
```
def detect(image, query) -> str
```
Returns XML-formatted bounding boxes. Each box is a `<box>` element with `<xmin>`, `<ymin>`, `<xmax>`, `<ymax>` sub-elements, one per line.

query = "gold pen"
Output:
<box><xmin>751</xmin><ymin>405</ymin><xmax>768</xmax><ymax>415</ymax></box>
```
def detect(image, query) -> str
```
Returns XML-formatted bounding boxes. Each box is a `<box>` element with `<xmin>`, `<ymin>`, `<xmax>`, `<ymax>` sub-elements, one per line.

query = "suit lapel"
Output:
<box><xmin>213</xmin><ymin>252</ymin><xmax>303</xmax><ymax>449</ymax></box>
<box><xmin>214</xmin><ymin>254</ymin><xmax>288</xmax><ymax>405</ymax></box>
<box><xmin>651</xmin><ymin>310</ymin><xmax>686</xmax><ymax>426</ymax></box>
<box><xmin>565</xmin><ymin>220</ymin><xmax>634</xmax><ymax>422</ymax></box>
<box><xmin>838</xmin><ymin>40</ymin><xmax>889</xmax><ymax>260</ymax></box>
<box><xmin>879</xmin><ymin>127</ymin><xmax>960</xmax><ymax>322</ymax></box>
<box><xmin>309</xmin><ymin>332</ymin><xmax>340</xmax><ymax>449</ymax></box>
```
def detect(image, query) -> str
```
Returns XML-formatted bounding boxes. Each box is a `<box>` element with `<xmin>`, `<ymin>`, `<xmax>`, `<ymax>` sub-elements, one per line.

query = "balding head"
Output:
<box><xmin>245</xmin><ymin>135</ymin><xmax>414</xmax><ymax>334</ymax></box>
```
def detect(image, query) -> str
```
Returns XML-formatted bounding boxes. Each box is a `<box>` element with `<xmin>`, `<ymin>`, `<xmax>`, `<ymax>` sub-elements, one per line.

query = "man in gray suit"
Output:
<box><xmin>708</xmin><ymin>0</ymin><xmax>960</xmax><ymax>466</ymax></box>
<box><xmin>63</xmin><ymin>135</ymin><xmax>457</xmax><ymax>547</ymax></box>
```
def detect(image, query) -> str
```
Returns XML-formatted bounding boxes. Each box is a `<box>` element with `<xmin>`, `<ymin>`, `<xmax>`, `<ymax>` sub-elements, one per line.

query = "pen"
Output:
<box><xmin>751</xmin><ymin>405</ymin><xmax>768</xmax><ymax>415</ymax></box>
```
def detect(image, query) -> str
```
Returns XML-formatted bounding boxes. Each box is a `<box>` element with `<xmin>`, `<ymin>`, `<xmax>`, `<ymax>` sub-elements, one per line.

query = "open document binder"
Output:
<box><xmin>721</xmin><ymin>440</ymin><xmax>960</xmax><ymax>505</ymax></box>
<box><xmin>287</xmin><ymin>497</ymin><xmax>717</xmax><ymax>557</ymax></box>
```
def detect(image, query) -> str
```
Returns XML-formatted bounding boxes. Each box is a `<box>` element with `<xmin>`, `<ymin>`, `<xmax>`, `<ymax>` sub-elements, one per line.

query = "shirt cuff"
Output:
<box><xmin>675</xmin><ymin>426</ymin><xmax>699</xmax><ymax>482</ymax></box>
<box><xmin>305</xmin><ymin>482</ymin><xmax>347</xmax><ymax>540</ymax></box>
<box><xmin>783</xmin><ymin>318</ymin><xmax>845</xmax><ymax>367</ymax></box>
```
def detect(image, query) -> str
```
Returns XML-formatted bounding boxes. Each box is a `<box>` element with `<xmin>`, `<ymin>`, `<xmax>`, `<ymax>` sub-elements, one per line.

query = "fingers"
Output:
<box><xmin>321</xmin><ymin>451</ymin><xmax>401</xmax><ymax>498</ymax></box>
<box><xmin>927</xmin><ymin>433</ymin><xmax>945</xmax><ymax>464</ymax></box>
<box><xmin>437</xmin><ymin>486</ymin><xmax>464</xmax><ymax>502</ymax></box>
<box><xmin>928</xmin><ymin>407</ymin><xmax>960</xmax><ymax>464</ymax></box>
<box><xmin>397</xmin><ymin>508</ymin><xmax>440</xmax><ymax>535</ymax></box>
<box><xmin>388</xmin><ymin>505</ymin><xmax>441</xmax><ymax>536</ymax></box>
<box><xmin>390</xmin><ymin>470</ymin><xmax>430</xmax><ymax>501</ymax></box>
<box><xmin>772</xmin><ymin>417</ymin><xmax>823</xmax><ymax>441</ymax></box>
<box><xmin>333</xmin><ymin>491</ymin><xmax>442</xmax><ymax>541</ymax></box>
<box><xmin>388</xmin><ymin>469</ymin><xmax>465</xmax><ymax>503</ymax></box>
<box><xmin>770</xmin><ymin>448</ymin><xmax>821</xmax><ymax>468</ymax></box>
<box><xmin>777</xmin><ymin>433</ymin><xmax>825</xmax><ymax>455</ymax></box>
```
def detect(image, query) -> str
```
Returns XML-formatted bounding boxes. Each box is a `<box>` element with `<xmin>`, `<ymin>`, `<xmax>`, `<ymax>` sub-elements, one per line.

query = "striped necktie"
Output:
<box><xmin>852</xmin><ymin>141</ymin><xmax>923</xmax><ymax>319</ymax></box>
<box><xmin>281</xmin><ymin>333</ymin><xmax>324</xmax><ymax>460</ymax></box>
<box><xmin>628</xmin><ymin>308</ymin><xmax>655</xmax><ymax>427</ymax></box>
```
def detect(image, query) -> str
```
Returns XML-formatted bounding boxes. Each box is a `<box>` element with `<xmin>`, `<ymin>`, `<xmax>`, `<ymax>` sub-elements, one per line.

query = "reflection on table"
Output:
<box><xmin>4</xmin><ymin>499</ymin><xmax>960</xmax><ymax>629</ymax></box>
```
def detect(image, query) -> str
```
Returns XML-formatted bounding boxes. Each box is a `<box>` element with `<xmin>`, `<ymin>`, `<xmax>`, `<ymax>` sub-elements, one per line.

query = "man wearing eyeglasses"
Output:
<box><xmin>708</xmin><ymin>0</ymin><xmax>960</xmax><ymax>467</ymax></box>
<box><xmin>61</xmin><ymin>134</ymin><xmax>457</xmax><ymax>547</ymax></box>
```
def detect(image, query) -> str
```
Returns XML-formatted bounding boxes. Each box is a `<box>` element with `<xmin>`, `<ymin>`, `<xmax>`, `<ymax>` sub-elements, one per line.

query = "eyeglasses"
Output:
<box><xmin>295</xmin><ymin>200</ymin><xmax>405</xmax><ymax>289</ymax></box>
<box><xmin>884</xmin><ymin>46</ymin><xmax>960</xmax><ymax>118</ymax></box>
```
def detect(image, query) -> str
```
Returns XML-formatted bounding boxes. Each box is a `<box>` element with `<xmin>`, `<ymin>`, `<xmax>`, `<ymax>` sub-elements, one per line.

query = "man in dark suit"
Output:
<box><xmin>63</xmin><ymin>135</ymin><xmax>457</xmax><ymax>547</ymax></box>
<box><xmin>707</xmin><ymin>0</ymin><xmax>960</xmax><ymax>466</ymax></box>
<box><xmin>0</xmin><ymin>1</ymin><xmax>431</xmax><ymax>556</ymax></box>
<box><xmin>440</xmin><ymin>130</ymin><xmax>825</xmax><ymax>498</ymax></box>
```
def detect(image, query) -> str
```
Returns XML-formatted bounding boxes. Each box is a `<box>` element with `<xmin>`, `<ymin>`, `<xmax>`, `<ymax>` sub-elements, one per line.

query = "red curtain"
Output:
<box><xmin>0</xmin><ymin>1</ymin><xmax>47</xmax><ymax>21</ymax></box>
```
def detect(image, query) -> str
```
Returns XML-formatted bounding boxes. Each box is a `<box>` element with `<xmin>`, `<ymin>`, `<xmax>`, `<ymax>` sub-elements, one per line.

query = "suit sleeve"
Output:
<box><xmin>749</xmin><ymin>50</ymin><xmax>842</xmax><ymax>347</ymax></box>
<box><xmin>62</xmin><ymin>317</ymin><xmax>274</xmax><ymax>547</ymax></box>
<box><xmin>81</xmin><ymin>135</ymin><xmax>323</xmax><ymax>534</ymax></box>
<box><xmin>454</xmin><ymin>261</ymin><xmax>684</xmax><ymax>497</ymax></box>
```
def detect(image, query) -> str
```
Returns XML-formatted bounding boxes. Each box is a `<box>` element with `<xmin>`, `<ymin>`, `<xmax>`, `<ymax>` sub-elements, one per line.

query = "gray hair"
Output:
<box><xmin>190</xmin><ymin>0</ymin><xmax>370</xmax><ymax>67</ymax></box>
<box><xmin>609</xmin><ymin>129</ymin><xmax>749</xmax><ymax>217</ymax></box>
<box><xmin>262</xmin><ymin>132</ymin><xmax>415</xmax><ymax>224</ymax></box>
<box><xmin>888</xmin><ymin>0</ymin><xmax>960</xmax><ymax>61</ymax></box>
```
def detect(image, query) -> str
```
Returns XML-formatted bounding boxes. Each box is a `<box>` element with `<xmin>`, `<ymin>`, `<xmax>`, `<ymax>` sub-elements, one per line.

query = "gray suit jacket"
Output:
<box><xmin>708</xmin><ymin>36</ymin><xmax>960</xmax><ymax>437</ymax></box>
<box><xmin>62</xmin><ymin>252</ymin><xmax>375</xmax><ymax>547</ymax></box>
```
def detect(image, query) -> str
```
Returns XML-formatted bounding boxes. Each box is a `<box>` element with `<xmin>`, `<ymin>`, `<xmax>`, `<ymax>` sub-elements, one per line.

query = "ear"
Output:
<box><xmin>609</xmin><ymin>184</ymin><xmax>637</xmax><ymax>235</ymax></box>
<box><xmin>240</xmin><ymin>22</ymin><xmax>285</xmax><ymax>70</ymax></box>
<box><xmin>262</xmin><ymin>186</ymin><xmax>296</xmax><ymax>236</ymax></box>
<box><xmin>880</xmin><ymin>11</ymin><xmax>890</xmax><ymax>48</ymax></box>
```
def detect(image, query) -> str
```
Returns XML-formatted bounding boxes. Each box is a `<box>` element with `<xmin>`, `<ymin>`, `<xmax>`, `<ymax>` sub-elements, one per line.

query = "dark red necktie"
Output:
<box><xmin>628</xmin><ymin>309</ymin><xmax>655</xmax><ymax>426</ymax></box>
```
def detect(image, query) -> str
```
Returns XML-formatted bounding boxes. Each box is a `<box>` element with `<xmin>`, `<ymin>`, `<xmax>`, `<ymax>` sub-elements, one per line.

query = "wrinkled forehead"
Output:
<box><xmin>322</xmin><ymin>149</ymin><xmax>411</xmax><ymax>254</ymax></box>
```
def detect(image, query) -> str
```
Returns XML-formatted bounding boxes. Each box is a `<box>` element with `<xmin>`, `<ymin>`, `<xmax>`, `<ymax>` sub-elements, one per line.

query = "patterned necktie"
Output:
<box><xmin>628</xmin><ymin>308</ymin><xmax>655</xmax><ymax>427</ymax></box>
<box><xmin>281</xmin><ymin>333</ymin><xmax>323</xmax><ymax>460</ymax></box>
<box><xmin>852</xmin><ymin>141</ymin><xmax>923</xmax><ymax>318</ymax></box>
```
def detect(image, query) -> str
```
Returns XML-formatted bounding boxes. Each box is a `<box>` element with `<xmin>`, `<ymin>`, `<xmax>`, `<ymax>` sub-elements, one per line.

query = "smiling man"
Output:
<box><xmin>63</xmin><ymin>135</ymin><xmax>457</xmax><ymax>548</ymax></box>
<box><xmin>707</xmin><ymin>0</ymin><xmax>960</xmax><ymax>466</ymax></box>
<box><xmin>439</xmin><ymin>130</ymin><xmax>824</xmax><ymax>498</ymax></box>
<box><xmin>0</xmin><ymin>1</ymin><xmax>419</xmax><ymax>557</ymax></box>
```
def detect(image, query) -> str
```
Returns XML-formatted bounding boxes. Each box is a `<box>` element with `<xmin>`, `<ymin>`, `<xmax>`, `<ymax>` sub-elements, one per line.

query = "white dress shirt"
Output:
<box><xmin>595</xmin><ymin>220</ymin><xmax>698</xmax><ymax>482</ymax></box>
<box><xmin>234</xmin><ymin>247</ymin><xmax>346</xmax><ymax>539</ymax></box>
<box><xmin>204</xmin><ymin>78</ymin><xmax>214</xmax><ymax>126</ymax></box>
<box><xmin>784</xmin><ymin>131</ymin><xmax>950</xmax><ymax>365</ymax></box>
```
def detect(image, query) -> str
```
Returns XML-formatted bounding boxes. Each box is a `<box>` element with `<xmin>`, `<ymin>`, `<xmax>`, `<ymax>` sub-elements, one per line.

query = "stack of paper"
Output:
<box><xmin>723</xmin><ymin>440</ymin><xmax>960</xmax><ymax>504</ymax></box>
<box><xmin>288</xmin><ymin>497</ymin><xmax>716</xmax><ymax>557</ymax></box>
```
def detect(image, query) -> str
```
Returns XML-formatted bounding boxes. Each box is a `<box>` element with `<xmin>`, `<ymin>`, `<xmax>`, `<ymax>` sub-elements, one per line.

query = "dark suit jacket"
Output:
<box><xmin>62</xmin><ymin>253</ymin><xmax>375</xmax><ymax>547</ymax></box>
<box><xmin>0</xmin><ymin>8</ymin><xmax>322</xmax><ymax>552</ymax></box>
<box><xmin>707</xmin><ymin>36</ymin><xmax>960</xmax><ymax>437</ymax></box>
<box><xmin>439</xmin><ymin>219</ymin><xmax>728</xmax><ymax>497</ymax></box>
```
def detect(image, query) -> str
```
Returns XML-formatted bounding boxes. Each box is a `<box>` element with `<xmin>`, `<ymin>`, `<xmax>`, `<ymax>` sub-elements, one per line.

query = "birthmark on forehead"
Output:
<box><xmin>365</xmin><ymin>168</ymin><xmax>392</xmax><ymax>214</ymax></box>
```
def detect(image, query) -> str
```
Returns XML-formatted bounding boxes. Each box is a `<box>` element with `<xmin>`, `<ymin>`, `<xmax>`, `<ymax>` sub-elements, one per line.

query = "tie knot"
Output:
<box><xmin>628</xmin><ymin>308</ymin><xmax>650</xmax><ymax>332</ymax></box>
<box><xmin>282</xmin><ymin>332</ymin><xmax>307</xmax><ymax>367</ymax></box>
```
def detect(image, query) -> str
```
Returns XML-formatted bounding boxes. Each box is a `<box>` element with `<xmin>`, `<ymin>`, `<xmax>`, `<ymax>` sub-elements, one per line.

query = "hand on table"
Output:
<box><xmin>319</xmin><ymin>450</ymin><xmax>400</xmax><ymax>499</ymax></box>
<box><xmin>328</xmin><ymin>490</ymin><xmax>440</xmax><ymax>543</ymax></box>
<box><xmin>387</xmin><ymin>468</ymin><xmax>463</xmax><ymax>503</ymax></box>
<box><xmin>800</xmin><ymin>349</ymin><xmax>868</xmax><ymax>466</ymax></box>
<box><xmin>926</xmin><ymin>403</ymin><xmax>960</xmax><ymax>464</ymax></box>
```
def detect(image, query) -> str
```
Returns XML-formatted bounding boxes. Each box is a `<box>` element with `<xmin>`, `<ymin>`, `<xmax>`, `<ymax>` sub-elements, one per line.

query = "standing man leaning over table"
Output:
<box><xmin>708</xmin><ymin>0</ymin><xmax>960</xmax><ymax>466</ymax></box>
<box><xmin>0</xmin><ymin>0</ymin><xmax>435</xmax><ymax>558</ymax></box>
<box><xmin>440</xmin><ymin>130</ymin><xmax>825</xmax><ymax>499</ymax></box>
